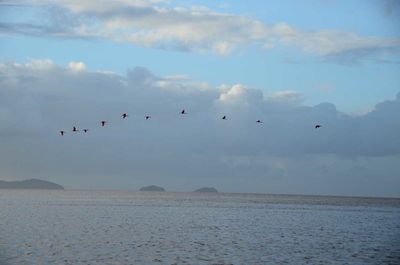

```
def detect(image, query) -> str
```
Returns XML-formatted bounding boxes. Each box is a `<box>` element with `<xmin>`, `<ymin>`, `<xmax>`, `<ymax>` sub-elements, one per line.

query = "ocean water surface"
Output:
<box><xmin>0</xmin><ymin>190</ymin><xmax>399</xmax><ymax>264</ymax></box>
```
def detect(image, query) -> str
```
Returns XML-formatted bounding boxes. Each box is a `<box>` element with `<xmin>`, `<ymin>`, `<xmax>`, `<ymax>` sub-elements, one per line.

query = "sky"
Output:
<box><xmin>0</xmin><ymin>0</ymin><xmax>399</xmax><ymax>197</ymax></box>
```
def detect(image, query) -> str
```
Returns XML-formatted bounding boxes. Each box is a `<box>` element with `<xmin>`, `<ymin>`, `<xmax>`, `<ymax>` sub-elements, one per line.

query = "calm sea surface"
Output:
<box><xmin>0</xmin><ymin>190</ymin><xmax>399</xmax><ymax>265</ymax></box>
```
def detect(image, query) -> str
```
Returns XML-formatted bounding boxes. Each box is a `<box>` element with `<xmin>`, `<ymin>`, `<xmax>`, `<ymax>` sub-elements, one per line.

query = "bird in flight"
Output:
<box><xmin>122</xmin><ymin>113</ymin><xmax>128</xmax><ymax>119</ymax></box>
<box><xmin>60</xmin><ymin>130</ymin><xmax>65</xmax><ymax>136</ymax></box>
<box><xmin>72</xmin><ymin>126</ymin><xmax>78</xmax><ymax>132</ymax></box>
<box><xmin>315</xmin><ymin>124</ymin><xmax>321</xmax><ymax>129</ymax></box>
<box><xmin>101</xmin><ymin>121</ymin><xmax>107</xmax><ymax>127</ymax></box>
<box><xmin>145</xmin><ymin>115</ymin><xmax>151</xmax><ymax>120</ymax></box>
<box><xmin>256</xmin><ymin>120</ymin><xmax>262</xmax><ymax>123</ymax></box>
<box><xmin>181</xmin><ymin>109</ymin><xmax>187</xmax><ymax>115</ymax></box>
<box><xmin>222</xmin><ymin>115</ymin><xmax>227</xmax><ymax>120</ymax></box>
<box><xmin>83</xmin><ymin>129</ymin><xmax>89</xmax><ymax>133</ymax></box>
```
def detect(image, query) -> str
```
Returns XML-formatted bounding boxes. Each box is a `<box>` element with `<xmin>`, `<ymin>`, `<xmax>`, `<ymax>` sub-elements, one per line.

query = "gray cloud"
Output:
<box><xmin>0</xmin><ymin>22</ymin><xmax>59</xmax><ymax>36</ymax></box>
<box><xmin>1</xmin><ymin>1</ymin><xmax>400</xmax><ymax>61</ymax></box>
<box><xmin>0</xmin><ymin>60</ymin><xmax>399</xmax><ymax>195</ymax></box>
<box><xmin>1</xmin><ymin>59</ymin><xmax>399</xmax><ymax>157</ymax></box>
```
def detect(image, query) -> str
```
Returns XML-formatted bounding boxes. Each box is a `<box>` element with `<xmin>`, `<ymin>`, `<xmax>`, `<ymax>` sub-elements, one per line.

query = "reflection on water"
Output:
<box><xmin>0</xmin><ymin>190</ymin><xmax>399</xmax><ymax>264</ymax></box>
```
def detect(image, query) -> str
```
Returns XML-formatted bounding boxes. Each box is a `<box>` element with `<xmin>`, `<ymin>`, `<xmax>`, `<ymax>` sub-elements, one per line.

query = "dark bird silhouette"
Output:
<box><xmin>101</xmin><ymin>121</ymin><xmax>107</xmax><ymax>127</ymax></box>
<box><xmin>256</xmin><ymin>120</ymin><xmax>262</xmax><ymax>123</ymax></box>
<box><xmin>60</xmin><ymin>130</ymin><xmax>65</xmax><ymax>136</ymax></box>
<box><xmin>122</xmin><ymin>113</ymin><xmax>128</xmax><ymax>119</ymax></box>
<box><xmin>145</xmin><ymin>115</ymin><xmax>151</xmax><ymax>120</ymax></box>
<box><xmin>72</xmin><ymin>126</ymin><xmax>78</xmax><ymax>132</ymax></box>
<box><xmin>315</xmin><ymin>124</ymin><xmax>321</xmax><ymax>129</ymax></box>
<box><xmin>83</xmin><ymin>129</ymin><xmax>89</xmax><ymax>133</ymax></box>
<box><xmin>181</xmin><ymin>109</ymin><xmax>187</xmax><ymax>115</ymax></box>
<box><xmin>222</xmin><ymin>115</ymin><xmax>227</xmax><ymax>120</ymax></box>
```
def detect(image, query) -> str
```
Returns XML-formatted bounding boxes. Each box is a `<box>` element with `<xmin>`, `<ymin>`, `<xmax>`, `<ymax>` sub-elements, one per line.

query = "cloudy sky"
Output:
<box><xmin>0</xmin><ymin>0</ymin><xmax>399</xmax><ymax>197</ymax></box>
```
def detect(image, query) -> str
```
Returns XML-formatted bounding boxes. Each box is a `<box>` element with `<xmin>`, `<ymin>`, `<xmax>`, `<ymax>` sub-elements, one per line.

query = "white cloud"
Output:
<box><xmin>68</xmin><ymin>61</ymin><xmax>86</xmax><ymax>71</ymax></box>
<box><xmin>219</xmin><ymin>84</ymin><xmax>247</xmax><ymax>102</ymax></box>
<box><xmin>265</xmin><ymin>90</ymin><xmax>303</xmax><ymax>103</ymax></box>
<box><xmin>25</xmin><ymin>58</ymin><xmax>55</xmax><ymax>70</ymax></box>
<box><xmin>2</xmin><ymin>1</ymin><xmax>399</xmax><ymax>60</ymax></box>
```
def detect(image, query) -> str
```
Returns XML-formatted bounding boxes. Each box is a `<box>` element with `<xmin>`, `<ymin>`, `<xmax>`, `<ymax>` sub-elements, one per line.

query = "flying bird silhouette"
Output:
<box><xmin>181</xmin><ymin>109</ymin><xmax>187</xmax><ymax>115</ymax></box>
<box><xmin>60</xmin><ymin>130</ymin><xmax>65</xmax><ymax>136</ymax></box>
<box><xmin>222</xmin><ymin>115</ymin><xmax>227</xmax><ymax>120</ymax></box>
<box><xmin>122</xmin><ymin>113</ymin><xmax>128</xmax><ymax>119</ymax></box>
<box><xmin>315</xmin><ymin>124</ymin><xmax>321</xmax><ymax>129</ymax></box>
<box><xmin>83</xmin><ymin>129</ymin><xmax>89</xmax><ymax>133</ymax></box>
<box><xmin>145</xmin><ymin>115</ymin><xmax>151</xmax><ymax>120</ymax></box>
<box><xmin>101</xmin><ymin>121</ymin><xmax>107</xmax><ymax>127</ymax></box>
<box><xmin>72</xmin><ymin>126</ymin><xmax>78</xmax><ymax>132</ymax></box>
<box><xmin>256</xmin><ymin>120</ymin><xmax>262</xmax><ymax>123</ymax></box>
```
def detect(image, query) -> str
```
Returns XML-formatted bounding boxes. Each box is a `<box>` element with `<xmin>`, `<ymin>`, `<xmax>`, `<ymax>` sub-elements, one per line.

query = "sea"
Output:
<box><xmin>0</xmin><ymin>190</ymin><xmax>399</xmax><ymax>265</ymax></box>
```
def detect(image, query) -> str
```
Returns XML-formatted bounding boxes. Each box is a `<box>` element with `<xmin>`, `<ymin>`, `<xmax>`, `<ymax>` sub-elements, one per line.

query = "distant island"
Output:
<box><xmin>139</xmin><ymin>185</ymin><xmax>165</xmax><ymax>192</ymax></box>
<box><xmin>0</xmin><ymin>179</ymin><xmax>64</xmax><ymax>190</ymax></box>
<box><xmin>194</xmin><ymin>187</ymin><xmax>218</xmax><ymax>193</ymax></box>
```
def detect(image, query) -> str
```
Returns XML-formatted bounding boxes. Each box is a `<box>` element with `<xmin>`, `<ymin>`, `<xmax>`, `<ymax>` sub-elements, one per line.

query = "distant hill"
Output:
<box><xmin>139</xmin><ymin>185</ymin><xmax>165</xmax><ymax>192</ymax></box>
<box><xmin>194</xmin><ymin>187</ymin><xmax>218</xmax><ymax>193</ymax></box>
<box><xmin>0</xmin><ymin>179</ymin><xmax>64</xmax><ymax>190</ymax></box>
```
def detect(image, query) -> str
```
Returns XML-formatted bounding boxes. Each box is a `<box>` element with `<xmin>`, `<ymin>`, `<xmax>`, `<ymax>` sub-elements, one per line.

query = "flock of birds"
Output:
<box><xmin>59</xmin><ymin>109</ymin><xmax>322</xmax><ymax>136</ymax></box>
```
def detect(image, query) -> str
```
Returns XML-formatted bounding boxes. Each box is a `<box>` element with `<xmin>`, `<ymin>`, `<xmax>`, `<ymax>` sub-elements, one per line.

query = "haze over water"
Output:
<box><xmin>1</xmin><ymin>190</ymin><xmax>399</xmax><ymax>265</ymax></box>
